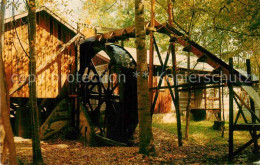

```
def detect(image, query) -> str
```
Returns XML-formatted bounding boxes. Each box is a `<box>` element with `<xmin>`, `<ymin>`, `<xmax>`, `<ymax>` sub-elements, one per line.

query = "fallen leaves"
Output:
<box><xmin>1</xmin><ymin>126</ymin><xmax>259</xmax><ymax>164</ymax></box>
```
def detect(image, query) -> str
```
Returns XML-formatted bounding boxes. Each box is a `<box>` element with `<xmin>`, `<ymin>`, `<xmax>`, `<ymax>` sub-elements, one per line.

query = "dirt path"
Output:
<box><xmin>2</xmin><ymin>127</ymin><xmax>260</xmax><ymax>164</ymax></box>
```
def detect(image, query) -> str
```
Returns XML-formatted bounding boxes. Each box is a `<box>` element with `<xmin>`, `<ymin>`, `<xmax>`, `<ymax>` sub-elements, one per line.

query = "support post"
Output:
<box><xmin>228</xmin><ymin>58</ymin><xmax>234</xmax><ymax>159</ymax></box>
<box><xmin>75</xmin><ymin>23</ymin><xmax>80</xmax><ymax>130</ymax></box>
<box><xmin>218</xmin><ymin>84</ymin><xmax>221</xmax><ymax>120</ymax></box>
<box><xmin>204</xmin><ymin>88</ymin><xmax>207</xmax><ymax>110</ymax></box>
<box><xmin>246</xmin><ymin>59</ymin><xmax>258</xmax><ymax>152</ymax></box>
<box><xmin>171</xmin><ymin>39</ymin><xmax>183</xmax><ymax>147</ymax></box>
<box><xmin>149</xmin><ymin>0</ymin><xmax>155</xmax><ymax>108</ymax></box>
<box><xmin>121</xmin><ymin>40</ymin><xmax>124</xmax><ymax>48</ymax></box>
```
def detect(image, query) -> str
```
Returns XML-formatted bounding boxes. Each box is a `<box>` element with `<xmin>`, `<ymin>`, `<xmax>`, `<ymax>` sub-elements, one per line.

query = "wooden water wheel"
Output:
<box><xmin>79</xmin><ymin>43</ymin><xmax>138</xmax><ymax>143</ymax></box>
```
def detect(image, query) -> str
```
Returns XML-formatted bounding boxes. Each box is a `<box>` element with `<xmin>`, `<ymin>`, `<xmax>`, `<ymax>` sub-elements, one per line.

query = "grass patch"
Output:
<box><xmin>152</xmin><ymin>121</ymin><xmax>260</xmax><ymax>163</ymax></box>
<box><xmin>153</xmin><ymin>121</ymin><xmax>252</xmax><ymax>146</ymax></box>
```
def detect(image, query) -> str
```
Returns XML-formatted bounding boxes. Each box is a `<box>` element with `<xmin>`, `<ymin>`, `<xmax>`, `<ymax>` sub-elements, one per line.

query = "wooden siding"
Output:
<box><xmin>3</xmin><ymin>11</ymin><xmax>76</xmax><ymax>98</ymax></box>
<box><xmin>153</xmin><ymin>77</ymin><xmax>173</xmax><ymax>114</ymax></box>
<box><xmin>152</xmin><ymin>76</ymin><xmax>222</xmax><ymax>114</ymax></box>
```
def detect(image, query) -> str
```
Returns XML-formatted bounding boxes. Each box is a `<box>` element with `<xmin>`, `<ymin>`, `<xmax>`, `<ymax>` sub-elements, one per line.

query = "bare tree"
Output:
<box><xmin>0</xmin><ymin>0</ymin><xmax>17</xmax><ymax>164</ymax></box>
<box><xmin>135</xmin><ymin>0</ymin><xmax>155</xmax><ymax>155</ymax></box>
<box><xmin>28</xmin><ymin>0</ymin><xmax>43</xmax><ymax>164</ymax></box>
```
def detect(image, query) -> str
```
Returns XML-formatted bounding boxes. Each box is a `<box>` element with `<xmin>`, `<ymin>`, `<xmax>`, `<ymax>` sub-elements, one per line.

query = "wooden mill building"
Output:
<box><xmin>4</xmin><ymin>6</ymin><xmax>81</xmax><ymax>98</ymax></box>
<box><xmin>3</xmin><ymin>6</ymin><xmax>96</xmax><ymax>138</ymax></box>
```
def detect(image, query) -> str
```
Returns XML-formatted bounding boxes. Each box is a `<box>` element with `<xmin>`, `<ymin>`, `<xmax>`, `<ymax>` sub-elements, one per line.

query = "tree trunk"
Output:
<box><xmin>0</xmin><ymin>0</ymin><xmax>17</xmax><ymax>164</ymax></box>
<box><xmin>135</xmin><ymin>0</ymin><xmax>155</xmax><ymax>155</ymax></box>
<box><xmin>167</xmin><ymin>0</ymin><xmax>173</xmax><ymax>25</ymax></box>
<box><xmin>28</xmin><ymin>0</ymin><xmax>44</xmax><ymax>164</ymax></box>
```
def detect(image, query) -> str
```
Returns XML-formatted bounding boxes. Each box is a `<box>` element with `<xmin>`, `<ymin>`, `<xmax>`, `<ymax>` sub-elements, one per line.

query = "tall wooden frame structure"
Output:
<box><xmin>84</xmin><ymin>8</ymin><xmax>260</xmax><ymax>157</ymax></box>
<box><xmin>5</xmin><ymin>3</ymin><xmax>259</xmax><ymax>158</ymax></box>
<box><xmin>228</xmin><ymin>58</ymin><xmax>260</xmax><ymax>159</ymax></box>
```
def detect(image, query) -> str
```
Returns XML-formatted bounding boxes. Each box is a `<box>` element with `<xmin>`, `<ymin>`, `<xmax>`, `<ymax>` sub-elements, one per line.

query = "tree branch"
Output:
<box><xmin>215</xmin><ymin>26</ymin><xmax>260</xmax><ymax>37</ymax></box>
<box><xmin>155</xmin><ymin>0</ymin><xmax>167</xmax><ymax>12</ymax></box>
<box><xmin>11</xmin><ymin>0</ymin><xmax>29</xmax><ymax>58</ymax></box>
<box><xmin>188</xmin><ymin>0</ymin><xmax>195</xmax><ymax>34</ymax></box>
<box><xmin>104</xmin><ymin>0</ymin><xmax>118</xmax><ymax>11</ymax></box>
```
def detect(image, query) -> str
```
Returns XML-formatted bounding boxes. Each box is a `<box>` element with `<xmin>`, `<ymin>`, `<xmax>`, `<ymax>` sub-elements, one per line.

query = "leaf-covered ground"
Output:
<box><xmin>2</xmin><ymin>121</ymin><xmax>260</xmax><ymax>164</ymax></box>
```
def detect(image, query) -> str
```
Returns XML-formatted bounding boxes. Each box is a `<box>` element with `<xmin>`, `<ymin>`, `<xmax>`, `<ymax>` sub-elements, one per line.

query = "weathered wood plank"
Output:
<box><xmin>9</xmin><ymin>33</ymin><xmax>80</xmax><ymax>96</ymax></box>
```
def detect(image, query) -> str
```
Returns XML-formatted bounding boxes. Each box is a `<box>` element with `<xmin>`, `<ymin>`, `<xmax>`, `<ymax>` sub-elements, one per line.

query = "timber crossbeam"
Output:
<box><xmin>228</xmin><ymin>58</ymin><xmax>259</xmax><ymax>159</ymax></box>
<box><xmin>233</xmin><ymin>124</ymin><xmax>260</xmax><ymax>131</ymax></box>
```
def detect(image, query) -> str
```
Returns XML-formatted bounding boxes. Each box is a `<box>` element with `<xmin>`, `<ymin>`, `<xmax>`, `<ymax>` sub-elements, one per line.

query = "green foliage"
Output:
<box><xmin>8</xmin><ymin>0</ymin><xmax>260</xmax><ymax>74</ymax></box>
<box><xmin>79</xmin><ymin>0</ymin><xmax>260</xmax><ymax>75</ymax></box>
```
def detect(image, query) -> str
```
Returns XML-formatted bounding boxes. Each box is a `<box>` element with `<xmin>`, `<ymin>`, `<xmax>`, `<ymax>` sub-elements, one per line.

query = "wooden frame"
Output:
<box><xmin>228</xmin><ymin>58</ymin><xmax>259</xmax><ymax>159</ymax></box>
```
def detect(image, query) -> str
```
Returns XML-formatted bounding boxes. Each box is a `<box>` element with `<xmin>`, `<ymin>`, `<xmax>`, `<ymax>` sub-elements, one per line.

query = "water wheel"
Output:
<box><xmin>80</xmin><ymin>43</ymin><xmax>138</xmax><ymax>143</ymax></box>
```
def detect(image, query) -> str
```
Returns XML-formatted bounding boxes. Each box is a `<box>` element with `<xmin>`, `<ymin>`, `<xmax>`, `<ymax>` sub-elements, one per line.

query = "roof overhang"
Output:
<box><xmin>4</xmin><ymin>6</ymin><xmax>79</xmax><ymax>35</ymax></box>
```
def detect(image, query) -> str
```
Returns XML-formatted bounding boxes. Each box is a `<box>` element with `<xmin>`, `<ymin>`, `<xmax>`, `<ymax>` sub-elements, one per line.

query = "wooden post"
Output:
<box><xmin>149</xmin><ymin>0</ymin><xmax>155</xmax><ymax>107</ymax></box>
<box><xmin>228</xmin><ymin>58</ymin><xmax>234</xmax><ymax>159</ymax></box>
<box><xmin>204</xmin><ymin>89</ymin><xmax>207</xmax><ymax>110</ymax></box>
<box><xmin>218</xmin><ymin>84</ymin><xmax>221</xmax><ymax>120</ymax></box>
<box><xmin>204</xmin><ymin>88</ymin><xmax>207</xmax><ymax>119</ymax></box>
<box><xmin>58</xmin><ymin>51</ymin><xmax>62</xmax><ymax>95</ymax></box>
<box><xmin>75</xmin><ymin>23</ymin><xmax>80</xmax><ymax>130</ymax></box>
<box><xmin>121</xmin><ymin>40</ymin><xmax>124</xmax><ymax>48</ymax></box>
<box><xmin>171</xmin><ymin>40</ymin><xmax>183</xmax><ymax>147</ymax></box>
<box><xmin>246</xmin><ymin>59</ymin><xmax>258</xmax><ymax>152</ymax></box>
<box><xmin>68</xmin><ymin>64</ymin><xmax>75</xmax><ymax>128</ymax></box>
<box><xmin>221</xmin><ymin>77</ymin><xmax>225</xmax><ymax>137</ymax></box>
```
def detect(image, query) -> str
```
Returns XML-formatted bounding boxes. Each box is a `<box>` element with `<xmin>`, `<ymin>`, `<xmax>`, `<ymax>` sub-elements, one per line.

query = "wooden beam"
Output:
<box><xmin>233</xmin><ymin>124</ymin><xmax>260</xmax><ymax>131</ymax></box>
<box><xmin>246</xmin><ymin>59</ymin><xmax>258</xmax><ymax>152</ymax></box>
<box><xmin>182</xmin><ymin>45</ymin><xmax>191</xmax><ymax>52</ymax></box>
<box><xmin>151</xmin><ymin>45</ymin><xmax>172</xmax><ymax>115</ymax></box>
<box><xmin>197</xmin><ymin>54</ymin><xmax>207</xmax><ymax>63</ymax></box>
<box><xmin>233</xmin><ymin>133</ymin><xmax>260</xmax><ymax>156</ymax></box>
<box><xmin>234</xmin><ymin>92</ymin><xmax>260</xmax><ymax>123</ymax></box>
<box><xmin>153</xmin><ymin>36</ymin><xmax>163</xmax><ymax>65</ymax></box>
<box><xmin>171</xmin><ymin>41</ymin><xmax>183</xmax><ymax>147</ymax></box>
<box><xmin>234</xmin><ymin>97</ymin><xmax>248</xmax><ymax>125</ymax></box>
<box><xmin>212</xmin><ymin>65</ymin><xmax>222</xmax><ymax>74</ymax></box>
<box><xmin>149</xmin><ymin>0</ymin><xmax>155</xmax><ymax>107</ymax></box>
<box><xmin>9</xmin><ymin>33</ymin><xmax>81</xmax><ymax>95</ymax></box>
<box><xmin>229</xmin><ymin>58</ymin><xmax>234</xmax><ymax>160</ymax></box>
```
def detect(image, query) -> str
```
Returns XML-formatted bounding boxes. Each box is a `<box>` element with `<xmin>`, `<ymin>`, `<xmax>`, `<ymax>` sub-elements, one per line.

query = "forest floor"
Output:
<box><xmin>2</xmin><ymin>121</ymin><xmax>260</xmax><ymax>164</ymax></box>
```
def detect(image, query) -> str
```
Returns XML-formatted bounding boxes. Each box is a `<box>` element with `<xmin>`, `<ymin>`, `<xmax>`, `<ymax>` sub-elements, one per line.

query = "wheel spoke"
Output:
<box><xmin>90</xmin><ymin>62</ymin><xmax>107</xmax><ymax>92</ymax></box>
<box><xmin>100</xmin><ymin>82</ymin><xmax>107</xmax><ymax>92</ymax></box>
<box><xmin>88</xmin><ymin>94</ymin><xmax>101</xmax><ymax>99</ymax></box>
<box><xmin>86</xmin><ymin>99</ymin><xmax>94</xmax><ymax>112</ymax></box>
<box><xmin>111</xmin><ymin>83</ymin><xmax>119</xmax><ymax>93</ymax></box>
<box><xmin>103</xmin><ymin>110</ymin><xmax>107</xmax><ymax>135</ymax></box>
<box><xmin>81</xmin><ymin>59</ymin><xmax>129</xmax><ymax>139</ymax></box>
<box><xmin>100</xmin><ymin>67</ymin><xmax>109</xmax><ymax>79</ymax></box>
<box><xmin>87</xmin><ymin>66</ymin><xmax>91</xmax><ymax>75</ymax></box>
<box><xmin>110</xmin><ymin>94</ymin><xmax>120</xmax><ymax>100</ymax></box>
<box><xmin>100</xmin><ymin>63</ymin><xmax>112</xmax><ymax>80</ymax></box>
<box><xmin>88</xmin><ymin>82</ymin><xmax>100</xmax><ymax>92</ymax></box>
<box><xmin>89</xmin><ymin>91</ymin><xmax>100</xmax><ymax>94</ymax></box>
<box><xmin>107</xmin><ymin>67</ymin><xmax>111</xmax><ymax>91</ymax></box>
<box><xmin>94</xmin><ymin>100</ymin><xmax>104</xmax><ymax>112</ymax></box>
<box><xmin>111</xmin><ymin>102</ymin><xmax>118</xmax><ymax>113</ymax></box>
